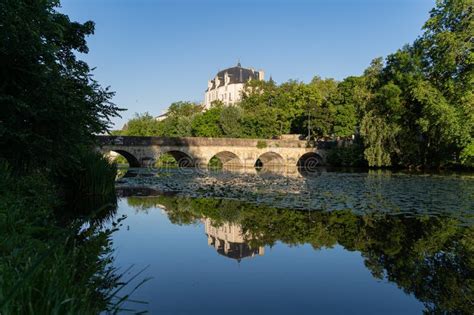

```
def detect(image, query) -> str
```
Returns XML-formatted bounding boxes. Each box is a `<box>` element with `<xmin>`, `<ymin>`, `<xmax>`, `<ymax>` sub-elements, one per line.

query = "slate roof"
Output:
<box><xmin>206</xmin><ymin>63</ymin><xmax>261</xmax><ymax>91</ymax></box>
<box><xmin>216</xmin><ymin>241</ymin><xmax>259</xmax><ymax>261</ymax></box>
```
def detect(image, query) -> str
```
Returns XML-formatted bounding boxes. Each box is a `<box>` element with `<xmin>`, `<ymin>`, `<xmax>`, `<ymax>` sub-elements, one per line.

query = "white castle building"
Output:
<box><xmin>204</xmin><ymin>62</ymin><xmax>264</xmax><ymax>109</ymax></box>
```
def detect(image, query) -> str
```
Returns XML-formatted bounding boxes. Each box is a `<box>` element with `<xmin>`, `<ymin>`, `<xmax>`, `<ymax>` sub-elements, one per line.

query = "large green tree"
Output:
<box><xmin>0</xmin><ymin>0</ymin><xmax>121</xmax><ymax>170</ymax></box>
<box><xmin>191</xmin><ymin>103</ymin><xmax>223</xmax><ymax>137</ymax></box>
<box><xmin>358</xmin><ymin>0</ymin><xmax>473</xmax><ymax>167</ymax></box>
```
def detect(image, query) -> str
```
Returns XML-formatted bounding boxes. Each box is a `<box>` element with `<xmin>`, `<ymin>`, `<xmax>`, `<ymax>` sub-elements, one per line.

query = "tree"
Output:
<box><xmin>219</xmin><ymin>105</ymin><xmax>244</xmax><ymax>137</ymax></box>
<box><xmin>158</xmin><ymin>101</ymin><xmax>202</xmax><ymax>137</ymax></box>
<box><xmin>191</xmin><ymin>104</ymin><xmax>223</xmax><ymax>137</ymax></box>
<box><xmin>0</xmin><ymin>0</ymin><xmax>121</xmax><ymax>170</ymax></box>
<box><xmin>420</xmin><ymin>0</ymin><xmax>473</xmax><ymax>102</ymax></box>
<box><xmin>360</xmin><ymin>111</ymin><xmax>398</xmax><ymax>167</ymax></box>
<box><xmin>355</xmin><ymin>0</ymin><xmax>473</xmax><ymax>168</ymax></box>
<box><xmin>117</xmin><ymin>0</ymin><xmax>472</xmax><ymax>168</ymax></box>
<box><xmin>410</xmin><ymin>80</ymin><xmax>462</xmax><ymax>166</ymax></box>
<box><xmin>167</xmin><ymin>101</ymin><xmax>203</xmax><ymax>117</ymax></box>
<box><xmin>124</xmin><ymin>112</ymin><xmax>162</xmax><ymax>136</ymax></box>
<box><xmin>419</xmin><ymin>0</ymin><xmax>474</xmax><ymax>166</ymax></box>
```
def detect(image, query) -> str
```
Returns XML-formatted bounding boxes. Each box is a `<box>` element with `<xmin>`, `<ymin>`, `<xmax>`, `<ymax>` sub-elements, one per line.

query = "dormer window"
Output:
<box><xmin>204</xmin><ymin>63</ymin><xmax>264</xmax><ymax>108</ymax></box>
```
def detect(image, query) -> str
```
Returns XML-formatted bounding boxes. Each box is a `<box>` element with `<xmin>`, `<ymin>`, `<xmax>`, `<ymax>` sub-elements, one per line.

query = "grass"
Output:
<box><xmin>0</xmin><ymin>156</ymin><xmax>147</xmax><ymax>314</ymax></box>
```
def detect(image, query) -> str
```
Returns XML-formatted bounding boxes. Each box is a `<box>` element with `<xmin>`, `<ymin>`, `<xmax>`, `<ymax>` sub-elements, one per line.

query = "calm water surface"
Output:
<box><xmin>112</xmin><ymin>169</ymin><xmax>473</xmax><ymax>314</ymax></box>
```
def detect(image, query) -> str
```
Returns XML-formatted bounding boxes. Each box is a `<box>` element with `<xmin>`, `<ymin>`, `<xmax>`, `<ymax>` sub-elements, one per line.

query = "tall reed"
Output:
<box><xmin>56</xmin><ymin>149</ymin><xmax>118</xmax><ymax>224</ymax></box>
<box><xmin>0</xmin><ymin>159</ymin><xmax>147</xmax><ymax>314</ymax></box>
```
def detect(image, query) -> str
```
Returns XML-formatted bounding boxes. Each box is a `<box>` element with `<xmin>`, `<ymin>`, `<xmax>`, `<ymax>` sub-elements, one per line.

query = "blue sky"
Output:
<box><xmin>60</xmin><ymin>0</ymin><xmax>435</xmax><ymax>128</ymax></box>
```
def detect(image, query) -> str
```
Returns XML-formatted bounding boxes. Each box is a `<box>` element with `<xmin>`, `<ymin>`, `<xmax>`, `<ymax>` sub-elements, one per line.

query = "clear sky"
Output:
<box><xmin>59</xmin><ymin>0</ymin><xmax>435</xmax><ymax>129</ymax></box>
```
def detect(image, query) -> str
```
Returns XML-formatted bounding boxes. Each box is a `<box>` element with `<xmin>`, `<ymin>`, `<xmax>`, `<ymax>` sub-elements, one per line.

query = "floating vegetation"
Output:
<box><xmin>116</xmin><ymin>168</ymin><xmax>474</xmax><ymax>225</ymax></box>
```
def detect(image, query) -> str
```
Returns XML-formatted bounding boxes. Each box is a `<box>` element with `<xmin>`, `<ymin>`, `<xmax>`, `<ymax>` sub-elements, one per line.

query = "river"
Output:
<box><xmin>110</xmin><ymin>168</ymin><xmax>473</xmax><ymax>314</ymax></box>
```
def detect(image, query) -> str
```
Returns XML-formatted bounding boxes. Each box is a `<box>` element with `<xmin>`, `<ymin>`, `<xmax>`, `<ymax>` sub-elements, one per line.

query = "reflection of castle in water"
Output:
<box><xmin>203</xmin><ymin>218</ymin><xmax>264</xmax><ymax>261</ymax></box>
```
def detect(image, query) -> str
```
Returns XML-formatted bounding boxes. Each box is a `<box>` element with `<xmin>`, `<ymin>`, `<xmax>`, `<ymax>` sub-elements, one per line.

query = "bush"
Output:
<box><xmin>327</xmin><ymin>143</ymin><xmax>367</xmax><ymax>167</ymax></box>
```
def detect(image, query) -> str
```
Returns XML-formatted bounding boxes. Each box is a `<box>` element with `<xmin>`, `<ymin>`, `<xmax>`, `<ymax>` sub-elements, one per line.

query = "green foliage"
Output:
<box><xmin>332</xmin><ymin>103</ymin><xmax>357</xmax><ymax>137</ymax></box>
<box><xmin>360</xmin><ymin>112</ymin><xmax>399</xmax><ymax>167</ymax></box>
<box><xmin>0</xmin><ymin>165</ymin><xmax>122</xmax><ymax>314</ymax></box>
<box><xmin>410</xmin><ymin>80</ymin><xmax>463</xmax><ymax>166</ymax></box>
<box><xmin>0</xmin><ymin>1</ymin><xmax>144</xmax><ymax>313</ymax></box>
<box><xmin>118</xmin><ymin>0</ymin><xmax>471</xmax><ymax>169</ymax></box>
<box><xmin>0</xmin><ymin>0</ymin><xmax>121</xmax><ymax>171</ymax></box>
<box><xmin>356</xmin><ymin>0</ymin><xmax>473</xmax><ymax>168</ymax></box>
<box><xmin>460</xmin><ymin>141</ymin><xmax>474</xmax><ymax>167</ymax></box>
<box><xmin>55</xmin><ymin>150</ymin><xmax>117</xmax><ymax>222</ymax></box>
<box><xmin>219</xmin><ymin>105</ymin><xmax>244</xmax><ymax>137</ymax></box>
<box><xmin>420</xmin><ymin>0</ymin><xmax>473</xmax><ymax>101</ymax></box>
<box><xmin>191</xmin><ymin>104</ymin><xmax>224</xmax><ymax>137</ymax></box>
<box><xmin>164</xmin><ymin>102</ymin><xmax>202</xmax><ymax>137</ymax></box>
<box><xmin>113</xmin><ymin>154</ymin><xmax>129</xmax><ymax>165</ymax></box>
<box><xmin>208</xmin><ymin>156</ymin><xmax>223</xmax><ymax>169</ymax></box>
<box><xmin>155</xmin><ymin>153</ymin><xmax>178</xmax><ymax>167</ymax></box>
<box><xmin>327</xmin><ymin>143</ymin><xmax>366</xmax><ymax>167</ymax></box>
<box><xmin>125</xmin><ymin>112</ymin><xmax>162</xmax><ymax>136</ymax></box>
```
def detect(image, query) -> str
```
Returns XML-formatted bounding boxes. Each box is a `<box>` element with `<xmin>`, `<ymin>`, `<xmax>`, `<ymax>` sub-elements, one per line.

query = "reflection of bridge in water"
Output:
<box><xmin>98</xmin><ymin>136</ymin><xmax>331</xmax><ymax>169</ymax></box>
<box><xmin>119</xmin><ymin>163</ymin><xmax>325</xmax><ymax>179</ymax></box>
<box><xmin>204</xmin><ymin>218</ymin><xmax>264</xmax><ymax>262</ymax></box>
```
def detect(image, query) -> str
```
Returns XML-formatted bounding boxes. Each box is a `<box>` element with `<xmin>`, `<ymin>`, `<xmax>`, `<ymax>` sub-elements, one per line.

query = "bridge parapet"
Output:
<box><xmin>97</xmin><ymin>136</ymin><xmax>333</xmax><ymax>168</ymax></box>
<box><xmin>96</xmin><ymin>135</ymin><xmax>326</xmax><ymax>148</ymax></box>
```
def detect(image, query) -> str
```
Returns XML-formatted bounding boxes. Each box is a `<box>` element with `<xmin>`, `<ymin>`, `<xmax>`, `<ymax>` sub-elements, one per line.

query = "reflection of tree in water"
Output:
<box><xmin>127</xmin><ymin>195</ymin><xmax>474</xmax><ymax>314</ymax></box>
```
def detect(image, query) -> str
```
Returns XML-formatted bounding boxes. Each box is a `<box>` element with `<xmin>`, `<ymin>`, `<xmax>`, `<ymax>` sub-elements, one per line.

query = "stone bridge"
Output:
<box><xmin>97</xmin><ymin>136</ymin><xmax>331</xmax><ymax>168</ymax></box>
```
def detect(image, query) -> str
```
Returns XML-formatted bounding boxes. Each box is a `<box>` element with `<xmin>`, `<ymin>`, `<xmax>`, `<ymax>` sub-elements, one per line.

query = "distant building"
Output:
<box><xmin>204</xmin><ymin>62</ymin><xmax>264</xmax><ymax>109</ymax></box>
<box><xmin>155</xmin><ymin>112</ymin><xmax>168</xmax><ymax>121</ymax></box>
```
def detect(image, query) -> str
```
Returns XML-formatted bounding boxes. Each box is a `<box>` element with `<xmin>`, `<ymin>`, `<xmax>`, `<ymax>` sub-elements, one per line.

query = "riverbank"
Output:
<box><xmin>0</xmin><ymin>158</ymin><xmax>127</xmax><ymax>314</ymax></box>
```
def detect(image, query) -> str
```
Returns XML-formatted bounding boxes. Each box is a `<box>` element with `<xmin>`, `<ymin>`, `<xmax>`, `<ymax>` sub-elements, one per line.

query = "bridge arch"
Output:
<box><xmin>208</xmin><ymin>151</ymin><xmax>243</xmax><ymax>168</ymax></box>
<box><xmin>109</xmin><ymin>149</ymin><xmax>141</xmax><ymax>168</ymax></box>
<box><xmin>159</xmin><ymin>150</ymin><xmax>195</xmax><ymax>167</ymax></box>
<box><xmin>255</xmin><ymin>151</ymin><xmax>285</xmax><ymax>168</ymax></box>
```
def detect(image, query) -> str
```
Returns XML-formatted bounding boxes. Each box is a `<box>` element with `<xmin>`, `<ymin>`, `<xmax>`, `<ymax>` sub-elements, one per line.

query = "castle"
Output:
<box><xmin>204</xmin><ymin>62</ymin><xmax>264</xmax><ymax>108</ymax></box>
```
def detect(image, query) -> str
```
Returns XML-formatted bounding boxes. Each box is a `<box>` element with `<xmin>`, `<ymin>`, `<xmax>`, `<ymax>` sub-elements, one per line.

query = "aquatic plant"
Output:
<box><xmin>56</xmin><ymin>150</ymin><xmax>118</xmax><ymax>224</ymax></box>
<box><xmin>0</xmin><ymin>162</ymin><xmax>148</xmax><ymax>314</ymax></box>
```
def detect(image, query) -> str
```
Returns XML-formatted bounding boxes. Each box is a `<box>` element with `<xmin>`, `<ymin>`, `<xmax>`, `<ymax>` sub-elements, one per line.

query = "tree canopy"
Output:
<box><xmin>0</xmin><ymin>0</ymin><xmax>121</xmax><ymax>171</ymax></box>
